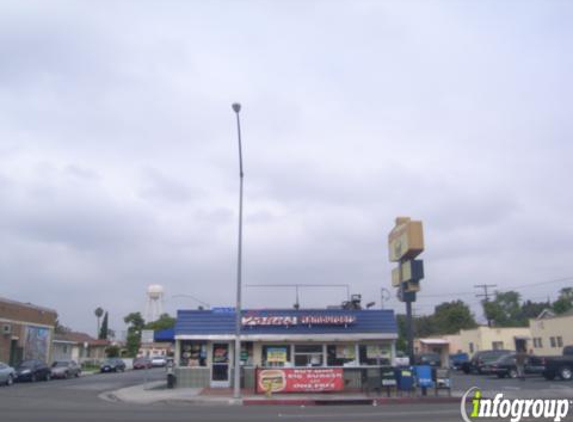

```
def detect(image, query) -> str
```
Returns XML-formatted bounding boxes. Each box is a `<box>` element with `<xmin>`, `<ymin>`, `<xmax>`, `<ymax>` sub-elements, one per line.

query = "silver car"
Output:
<box><xmin>0</xmin><ymin>361</ymin><xmax>16</xmax><ymax>386</ymax></box>
<box><xmin>51</xmin><ymin>360</ymin><xmax>81</xmax><ymax>379</ymax></box>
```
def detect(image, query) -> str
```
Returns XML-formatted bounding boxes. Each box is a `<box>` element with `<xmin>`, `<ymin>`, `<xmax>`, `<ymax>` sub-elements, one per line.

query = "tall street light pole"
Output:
<box><xmin>232</xmin><ymin>102</ymin><xmax>244</xmax><ymax>400</ymax></box>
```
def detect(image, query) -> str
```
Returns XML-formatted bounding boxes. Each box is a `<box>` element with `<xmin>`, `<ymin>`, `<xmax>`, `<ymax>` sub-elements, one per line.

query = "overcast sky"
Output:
<box><xmin>1</xmin><ymin>1</ymin><xmax>572</xmax><ymax>338</ymax></box>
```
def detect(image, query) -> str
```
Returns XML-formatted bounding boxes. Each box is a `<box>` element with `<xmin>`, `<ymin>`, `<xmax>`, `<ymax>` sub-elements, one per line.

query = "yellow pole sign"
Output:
<box><xmin>388</xmin><ymin>217</ymin><xmax>425</xmax><ymax>262</ymax></box>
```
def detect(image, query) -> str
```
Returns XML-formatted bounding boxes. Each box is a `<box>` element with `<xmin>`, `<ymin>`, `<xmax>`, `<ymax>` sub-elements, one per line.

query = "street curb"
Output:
<box><xmin>243</xmin><ymin>397</ymin><xmax>460</xmax><ymax>406</ymax></box>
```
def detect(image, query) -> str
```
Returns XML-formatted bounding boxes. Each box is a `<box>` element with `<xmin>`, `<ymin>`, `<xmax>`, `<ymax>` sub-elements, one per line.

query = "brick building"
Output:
<box><xmin>0</xmin><ymin>297</ymin><xmax>57</xmax><ymax>366</ymax></box>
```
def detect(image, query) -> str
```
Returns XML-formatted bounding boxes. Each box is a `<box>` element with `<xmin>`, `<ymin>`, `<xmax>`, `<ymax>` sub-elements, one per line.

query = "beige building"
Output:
<box><xmin>457</xmin><ymin>326</ymin><xmax>531</xmax><ymax>356</ymax></box>
<box><xmin>529</xmin><ymin>310</ymin><xmax>573</xmax><ymax>356</ymax></box>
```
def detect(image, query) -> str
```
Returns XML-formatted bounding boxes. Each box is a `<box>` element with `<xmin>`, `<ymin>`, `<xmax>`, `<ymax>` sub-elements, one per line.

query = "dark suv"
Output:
<box><xmin>462</xmin><ymin>350</ymin><xmax>512</xmax><ymax>374</ymax></box>
<box><xmin>100</xmin><ymin>358</ymin><xmax>126</xmax><ymax>373</ymax></box>
<box><xmin>15</xmin><ymin>359</ymin><xmax>52</xmax><ymax>382</ymax></box>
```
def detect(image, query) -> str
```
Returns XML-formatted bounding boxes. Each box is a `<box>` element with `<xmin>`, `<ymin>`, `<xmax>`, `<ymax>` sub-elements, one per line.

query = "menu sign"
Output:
<box><xmin>257</xmin><ymin>368</ymin><xmax>344</xmax><ymax>393</ymax></box>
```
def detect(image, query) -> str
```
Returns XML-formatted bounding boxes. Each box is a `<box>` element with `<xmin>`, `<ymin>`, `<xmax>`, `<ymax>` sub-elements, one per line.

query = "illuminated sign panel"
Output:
<box><xmin>241</xmin><ymin>314</ymin><xmax>356</xmax><ymax>326</ymax></box>
<box><xmin>388</xmin><ymin>218</ymin><xmax>424</xmax><ymax>262</ymax></box>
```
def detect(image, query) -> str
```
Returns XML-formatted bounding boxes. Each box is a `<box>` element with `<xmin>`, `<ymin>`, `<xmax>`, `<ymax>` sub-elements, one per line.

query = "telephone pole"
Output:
<box><xmin>475</xmin><ymin>284</ymin><xmax>497</xmax><ymax>327</ymax></box>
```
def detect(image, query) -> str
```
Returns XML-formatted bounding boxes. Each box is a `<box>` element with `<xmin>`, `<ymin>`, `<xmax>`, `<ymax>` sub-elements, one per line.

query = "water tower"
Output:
<box><xmin>145</xmin><ymin>284</ymin><xmax>164</xmax><ymax>323</ymax></box>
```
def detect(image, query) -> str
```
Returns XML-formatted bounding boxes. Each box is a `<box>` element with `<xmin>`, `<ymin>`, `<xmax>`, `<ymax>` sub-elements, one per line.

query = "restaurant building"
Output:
<box><xmin>174</xmin><ymin>308</ymin><xmax>397</xmax><ymax>392</ymax></box>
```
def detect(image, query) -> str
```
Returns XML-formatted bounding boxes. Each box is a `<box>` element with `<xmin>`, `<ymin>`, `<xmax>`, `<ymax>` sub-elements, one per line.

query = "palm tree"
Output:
<box><xmin>94</xmin><ymin>307</ymin><xmax>104</xmax><ymax>337</ymax></box>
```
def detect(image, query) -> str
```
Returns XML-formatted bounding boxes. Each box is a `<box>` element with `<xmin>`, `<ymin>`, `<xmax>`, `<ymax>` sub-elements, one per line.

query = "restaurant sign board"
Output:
<box><xmin>257</xmin><ymin>368</ymin><xmax>344</xmax><ymax>393</ymax></box>
<box><xmin>242</xmin><ymin>314</ymin><xmax>356</xmax><ymax>326</ymax></box>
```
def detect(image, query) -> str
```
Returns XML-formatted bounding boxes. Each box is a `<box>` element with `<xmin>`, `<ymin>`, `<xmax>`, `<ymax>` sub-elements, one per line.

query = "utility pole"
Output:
<box><xmin>232</xmin><ymin>102</ymin><xmax>244</xmax><ymax>400</ymax></box>
<box><xmin>475</xmin><ymin>284</ymin><xmax>497</xmax><ymax>327</ymax></box>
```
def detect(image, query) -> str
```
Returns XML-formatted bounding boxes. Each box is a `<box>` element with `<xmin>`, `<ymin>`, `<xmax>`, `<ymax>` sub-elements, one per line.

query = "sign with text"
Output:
<box><xmin>242</xmin><ymin>314</ymin><xmax>356</xmax><ymax>326</ymax></box>
<box><xmin>257</xmin><ymin>368</ymin><xmax>344</xmax><ymax>393</ymax></box>
<box><xmin>266</xmin><ymin>347</ymin><xmax>287</xmax><ymax>363</ymax></box>
<box><xmin>388</xmin><ymin>218</ymin><xmax>424</xmax><ymax>262</ymax></box>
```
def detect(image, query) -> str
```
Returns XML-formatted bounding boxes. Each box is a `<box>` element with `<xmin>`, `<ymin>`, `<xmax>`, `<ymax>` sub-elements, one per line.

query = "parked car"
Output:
<box><xmin>100</xmin><ymin>358</ymin><xmax>126</xmax><ymax>373</ymax></box>
<box><xmin>133</xmin><ymin>357</ymin><xmax>152</xmax><ymax>370</ymax></box>
<box><xmin>543</xmin><ymin>345</ymin><xmax>573</xmax><ymax>381</ymax></box>
<box><xmin>414</xmin><ymin>353</ymin><xmax>441</xmax><ymax>367</ymax></box>
<box><xmin>151</xmin><ymin>356</ymin><xmax>167</xmax><ymax>367</ymax></box>
<box><xmin>488</xmin><ymin>354</ymin><xmax>546</xmax><ymax>378</ymax></box>
<box><xmin>462</xmin><ymin>350</ymin><xmax>512</xmax><ymax>374</ymax></box>
<box><xmin>15</xmin><ymin>359</ymin><xmax>51</xmax><ymax>382</ymax></box>
<box><xmin>51</xmin><ymin>360</ymin><xmax>81</xmax><ymax>379</ymax></box>
<box><xmin>0</xmin><ymin>362</ymin><xmax>16</xmax><ymax>386</ymax></box>
<box><xmin>449</xmin><ymin>353</ymin><xmax>469</xmax><ymax>370</ymax></box>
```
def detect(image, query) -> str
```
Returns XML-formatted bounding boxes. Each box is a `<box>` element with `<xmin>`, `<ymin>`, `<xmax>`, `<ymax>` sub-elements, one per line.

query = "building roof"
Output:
<box><xmin>53</xmin><ymin>331</ymin><xmax>110</xmax><ymax>346</ymax></box>
<box><xmin>0</xmin><ymin>296</ymin><xmax>57</xmax><ymax>315</ymax></box>
<box><xmin>175</xmin><ymin>308</ymin><xmax>397</xmax><ymax>339</ymax></box>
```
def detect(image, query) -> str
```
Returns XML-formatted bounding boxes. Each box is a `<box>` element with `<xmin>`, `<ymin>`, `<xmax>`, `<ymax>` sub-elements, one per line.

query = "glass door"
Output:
<box><xmin>211</xmin><ymin>343</ymin><xmax>230</xmax><ymax>387</ymax></box>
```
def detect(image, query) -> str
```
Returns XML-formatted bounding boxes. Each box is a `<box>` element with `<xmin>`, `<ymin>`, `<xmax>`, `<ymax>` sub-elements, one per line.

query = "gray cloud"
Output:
<box><xmin>1</xmin><ymin>1</ymin><xmax>572</xmax><ymax>333</ymax></box>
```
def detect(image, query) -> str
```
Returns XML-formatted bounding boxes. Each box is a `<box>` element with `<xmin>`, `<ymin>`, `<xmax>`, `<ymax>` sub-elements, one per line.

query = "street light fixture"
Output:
<box><xmin>232</xmin><ymin>102</ymin><xmax>244</xmax><ymax>400</ymax></box>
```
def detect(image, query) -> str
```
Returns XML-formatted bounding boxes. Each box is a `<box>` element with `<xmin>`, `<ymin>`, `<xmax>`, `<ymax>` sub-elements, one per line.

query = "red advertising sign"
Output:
<box><xmin>257</xmin><ymin>368</ymin><xmax>344</xmax><ymax>393</ymax></box>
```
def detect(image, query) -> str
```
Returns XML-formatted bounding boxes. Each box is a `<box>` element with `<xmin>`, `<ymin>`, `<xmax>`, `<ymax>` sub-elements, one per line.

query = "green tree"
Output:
<box><xmin>520</xmin><ymin>300</ymin><xmax>550</xmax><ymax>320</ymax></box>
<box><xmin>432</xmin><ymin>301</ymin><xmax>477</xmax><ymax>334</ymax></box>
<box><xmin>105</xmin><ymin>345</ymin><xmax>120</xmax><ymax>358</ymax></box>
<box><xmin>144</xmin><ymin>313</ymin><xmax>176</xmax><ymax>331</ymax></box>
<box><xmin>99</xmin><ymin>312</ymin><xmax>109</xmax><ymax>340</ymax></box>
<box><xmin>124</xmin><ymin>312</ymin><xmax>145</xmax><ymax>357</ymax></box>
<box><xmin>553</xmin><ymin>287</ymin><xmax>573</xmax><ymax>315</ymax></box>
<box><xmin>483</xmin><ymin>291</ymin><xmax>526</xmax><ymax>327</ymax></box>
<box><xmin>414</xmin><ymin>315</ymin><xmax>437</xmax><ymax>338</ymax></box>
<box><xmin>94</xmin><ymin>307</ymin><xmax>104</xmax><ymax>337</ymax></box>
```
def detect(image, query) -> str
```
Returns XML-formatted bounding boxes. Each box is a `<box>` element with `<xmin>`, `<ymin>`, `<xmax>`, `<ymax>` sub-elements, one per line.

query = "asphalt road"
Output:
<box><xmin>0</xmin><ymin>370</ymin><xmax>571</xmax><ymax>422</ymax></box>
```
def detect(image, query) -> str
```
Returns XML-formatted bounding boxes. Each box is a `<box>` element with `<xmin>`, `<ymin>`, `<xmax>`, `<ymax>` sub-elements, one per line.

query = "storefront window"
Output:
<box><xmin>262</xmin><ymin>345</ymin><xmax>290</xmax><ymax>367</ymax></box>
<box><xmin>359</xmin><ymin>344</ymin><xmax>391</xmax><ymax>366</ymax></box>
<box><xmin>241</xmin><ymin>342</ymin><xmax>254</xmax><ymax>366</ymax></box>
<box><xmin>294</xmin><ymin>344</ymin><xmax>323</xmax><ymax>367</ymax></box>
<box><xmin>180</xmin><ymin>341</ymin><xmax>207</xmax><ymax>367</ymax></box>
<box><xmin>327</xmin><ymin>344</ymin><xmax>357</xmax><ymax>366</ymax></box>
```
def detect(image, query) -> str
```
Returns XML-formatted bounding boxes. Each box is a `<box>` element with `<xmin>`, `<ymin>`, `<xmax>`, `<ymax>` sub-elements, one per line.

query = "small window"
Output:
<box><xmin>557</xmin><ymin>337</ymin><xmax>563</xmax><ymax>348</ymax></box>
<box><xmin>359</xmin><ymin>344</ymin><xmax>391</xmax><ymax>366</ymax></box>
<box><xmin>240</xmin><ymin>342</ymin><xmax>254</xmax><ymax>366</ymax></box>
<box><xmin>538</xmin><ymin>338</ymin><xmax>543</xmax><ymax>348</ymax></box>
<box><xmin>294</xmin><ymin>345</ymin><xmax>323</xmax><ymax>367</ymax></box>
<box><xmin>550</xmin><ymin>337</ymin><xmax>556</xmax><ymax>348</ymax></box>
<box><xmin>469</xmin><ymin>343</ymin><xmax>474</xmax><ymax>354</ymax></box>
<box><xmin>492</xmin><ymin>341</ymin><xmax>504</xmax><ymax>350</ymax></box>
<box><xmin>533</xmin><ymin>338</ymin><xmax>538</xmax><ymax>348</ymax></box>
<box><xmin>180</xmin><ymin>341</ymin><xmax>207</xmax><ymax>367</ymax></box>
<box><xmin>327</xmin><ymin>344</ymin><xmax>356</xmax><ymax>366</ymax></box>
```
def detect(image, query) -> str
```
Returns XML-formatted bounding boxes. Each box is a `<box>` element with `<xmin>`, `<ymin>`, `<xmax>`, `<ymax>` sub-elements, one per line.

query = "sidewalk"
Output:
<box><xmin>103</xmin><ymin>383</ymin><xmax>461</xmax><ymax>406</ymax></box>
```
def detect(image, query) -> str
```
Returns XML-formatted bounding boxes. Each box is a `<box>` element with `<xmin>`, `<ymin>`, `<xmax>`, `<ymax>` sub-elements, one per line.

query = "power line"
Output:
<box><xmin>416</xmin><ymin>276</ymin><xmax>573</xmax><ymax>300</ymax></box>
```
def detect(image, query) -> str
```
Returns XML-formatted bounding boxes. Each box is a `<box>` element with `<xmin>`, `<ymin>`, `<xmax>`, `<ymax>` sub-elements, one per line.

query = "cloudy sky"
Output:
<box><xmin>1</xmin><ymin>1</ymin><xmax>572</xmax><ymax>337</ymax></box>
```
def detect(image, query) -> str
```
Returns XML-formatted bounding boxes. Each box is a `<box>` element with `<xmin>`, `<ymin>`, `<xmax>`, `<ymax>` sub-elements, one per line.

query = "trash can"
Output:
<box><xmin>395</xmin><ymin>368</ymin><xmax>414</xmax><ymax>392</ymax></box>
<box><xmin>414</xmin><ymin>365</ymin><xmax>434</xmax><ymax>396</ymax></box>
<box><xmin>167</xmin><ymin>373</ymin><xmax>177</xmax><ymax>389</ymax></box>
